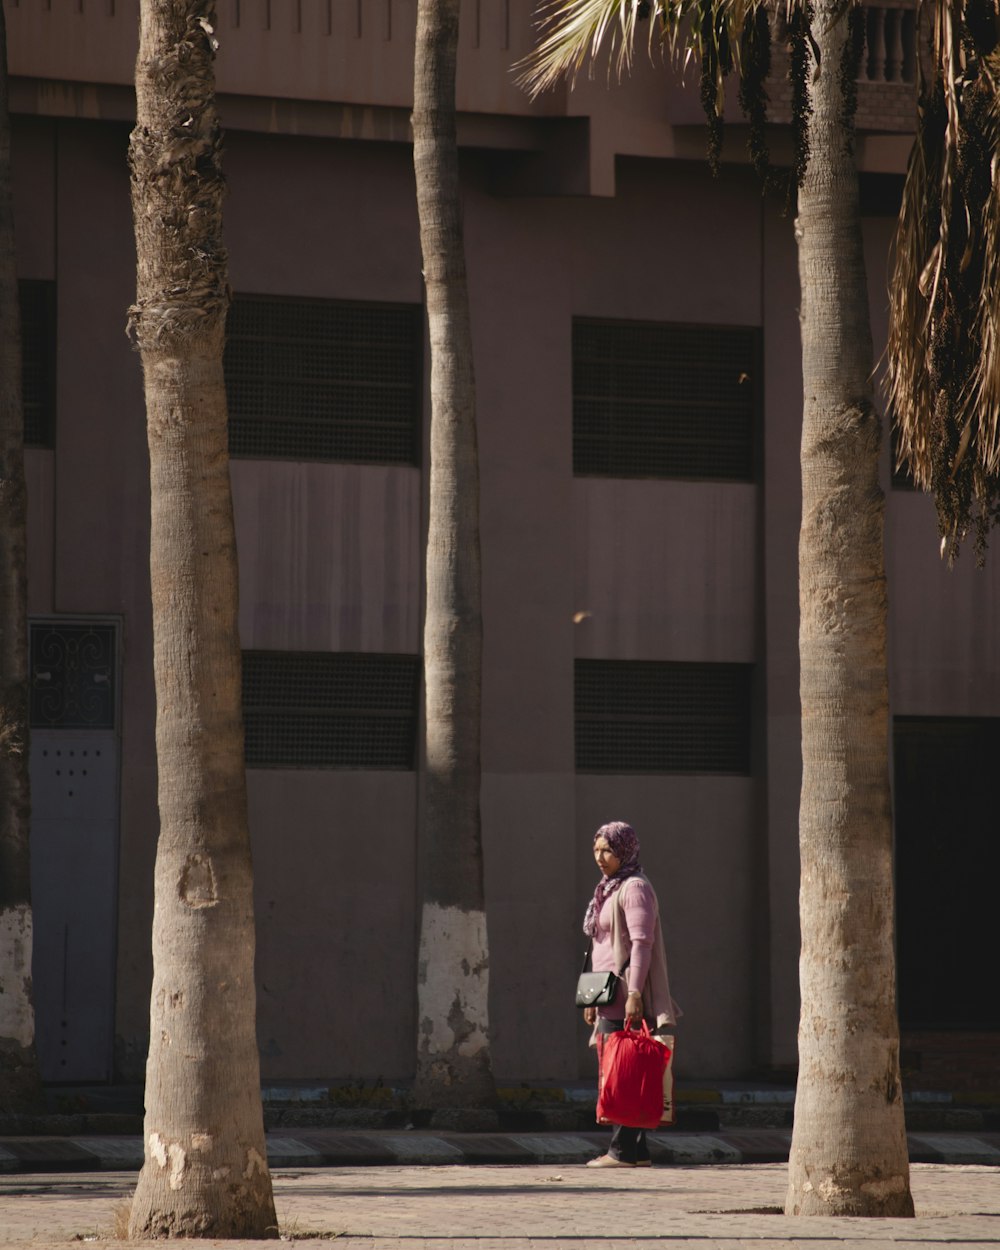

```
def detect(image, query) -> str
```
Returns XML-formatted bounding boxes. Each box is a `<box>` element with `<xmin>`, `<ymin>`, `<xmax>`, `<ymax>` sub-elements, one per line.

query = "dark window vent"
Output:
<box><xmin>225</xmin><ymin>294</ymin><xmax>422</xmax><ymax>465</ymax></box>
<box><xmin>242</xmin><ymin>650</ymin><xmax>420</xmax><ymax>769</ymax></box>
<box><xmin>20</xmin><ymin>280</ymin><xmax>56</xmax><ymax>448</ymax></box>
<box><xmin>573</xmin><ymin>318</ymin><xmax>758</xmax><ymax>481</ymax></box>
<box><xmin>575</xmin><ymin>659</ymin><xmax>753</xmax><ymax>773</ymax></box>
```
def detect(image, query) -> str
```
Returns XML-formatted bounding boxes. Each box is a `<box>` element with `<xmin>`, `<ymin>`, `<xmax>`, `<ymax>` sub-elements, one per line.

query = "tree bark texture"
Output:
<box><xmin>411</xmin><ymin>0</ymin><xmax>496</xmax><ymax>1110</ymax></box>
<box><xmin>127</xmin><ymin>2</ymin><xmax>276</xmax><ymax>1237</ymax></box>
<box><xmin>785</xmin><ymin>0</ymin><xmax>913</xmax><ymax>1217</ymax></box>
<box><xmin>0</xmin><ymin>0</ymin><xmax>40</xmax><ymax>1114</ymax></box>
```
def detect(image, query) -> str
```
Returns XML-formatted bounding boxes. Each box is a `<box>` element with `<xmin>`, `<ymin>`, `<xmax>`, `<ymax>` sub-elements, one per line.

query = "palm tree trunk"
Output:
<box><xmin>126</xmin><ymin>2</ymin><xmax>276</xmax><ymax>1237</ymax></box>
<box><xmin>411</xmin><ymin>0</ymin><xmax>496</xmax><ymax>1110</ymax></box>
<box><xmin>0</xmin><ymin>0</ymin><xmax>40</xmax><ymax>1115</ymax></box>
<box><xmin>785</xmin><ymin>0</ymin><xmax>913</xmax><ymax>1217</ymax></box>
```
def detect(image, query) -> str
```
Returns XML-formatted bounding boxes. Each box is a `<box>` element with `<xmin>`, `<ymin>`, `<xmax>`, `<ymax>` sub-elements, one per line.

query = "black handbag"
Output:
<box><xmin>575</xmin><ymin>949</ymin><xmax>630</xmax><ymax>1008</ymax></box>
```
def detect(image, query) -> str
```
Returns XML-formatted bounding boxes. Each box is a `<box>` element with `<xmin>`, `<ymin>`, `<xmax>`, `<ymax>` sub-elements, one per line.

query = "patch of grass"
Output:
<box><xmin>695</xmin><ymin>1206</ymin><xmax>783</xmax><ymax>1215</ymax></box>
<box><xmin>279</xmin><ymin>1216</ymin><xmax>350</xmax><ymax>1241</ymax></box>
<box><xmin>497</xmin><ymin>1085</ymin><xmax>568</xmax><ymax>1108</ymax></box>
<box><xmin>325</xmin><ymin>1080</ymin><xmax>400</xmax><ymax>1109</ymax></box>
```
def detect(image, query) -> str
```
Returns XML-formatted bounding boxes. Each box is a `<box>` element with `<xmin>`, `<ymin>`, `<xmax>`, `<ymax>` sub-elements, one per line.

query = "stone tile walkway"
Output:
<box><xmin>1</xmin><ymin>1161</ymin><xmax>998</xmax><ymax>1248</ymax></box>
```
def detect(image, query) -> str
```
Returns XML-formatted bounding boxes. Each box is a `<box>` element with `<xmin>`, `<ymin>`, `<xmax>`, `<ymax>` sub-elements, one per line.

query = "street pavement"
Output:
<box><xmin>1</xmin><ymin>1160</ymin><xmax>998</xmax><ymax>1249</ymax></box>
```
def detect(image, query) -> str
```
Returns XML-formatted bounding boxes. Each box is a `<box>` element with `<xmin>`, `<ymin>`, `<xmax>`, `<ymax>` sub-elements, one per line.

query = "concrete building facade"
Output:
<box><xmin>9</xmin><ymin>0</ymin><xmax>999</xmax><ymax>1091</ymax></box>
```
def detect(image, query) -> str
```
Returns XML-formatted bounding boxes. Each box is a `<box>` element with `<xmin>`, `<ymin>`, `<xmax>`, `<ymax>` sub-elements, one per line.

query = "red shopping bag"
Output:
<box><xmin>596</xmin><ymin>1021</ymin><xmax>672</xmax><ymax>1130</ymax></box>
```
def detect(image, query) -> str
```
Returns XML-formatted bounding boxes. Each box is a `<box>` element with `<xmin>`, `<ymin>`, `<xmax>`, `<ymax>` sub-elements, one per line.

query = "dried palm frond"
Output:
<box><xmin>886</xmin><ymin>0</ymin><xmax>1000</xmax><ymax>561</ymax></box>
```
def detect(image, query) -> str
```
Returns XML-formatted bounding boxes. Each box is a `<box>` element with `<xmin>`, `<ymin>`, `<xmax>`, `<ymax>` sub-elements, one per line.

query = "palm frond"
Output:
<box><xmin>517</xmin><ymin>0</ymin><xmax>788</xmax><ymax>194</ymax></box>
<box><xmin>963</xmin><ymin>76</ymin><xmax>1000</xmax><ymax>477</ymax></box>
<box><xmin>516</xmin><ymin>0</ymin><xmax>666</xmax><ymax>98</ymax></box>
<box><xmin>516</xmin><ymin>0</ymin><xmax>776</xmax><ymax>98</ymax></box>
<box><xmin>886</xmin><ymin>92</ymin><xmax>939</xmax><ymax>491</ymax></box>
<box><xmin>887</xmin><ymin>0</ymin><xmax>1000</xmax><ymax>558</ymax></box>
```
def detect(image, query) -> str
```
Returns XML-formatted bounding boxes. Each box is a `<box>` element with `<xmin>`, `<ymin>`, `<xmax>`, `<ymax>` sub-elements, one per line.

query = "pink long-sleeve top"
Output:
<box><xmin>590</xmin><ymin>876</ymin><xmax>656</xmax><ymax>1020</ymax></box>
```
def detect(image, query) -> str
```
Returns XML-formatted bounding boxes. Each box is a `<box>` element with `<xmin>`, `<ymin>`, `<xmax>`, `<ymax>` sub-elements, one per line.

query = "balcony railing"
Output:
<box><xmin>7</xmin><ymin>0</ymin><xmax>916</xmax><ymax>137</ymax></box>
<box><xmin>6</xmin><ymin>0</ymin><xmax>552</xmax><ymax>117</ymax></box>
<box><xmin>864</xmin><ymin>3</ymin><xmax>917</xmax><ymax>85</ymax></box>
<box><xmin>761</xmin><ymin>0</ymin><xmax>917</xmax><ymax>132</ymax></box>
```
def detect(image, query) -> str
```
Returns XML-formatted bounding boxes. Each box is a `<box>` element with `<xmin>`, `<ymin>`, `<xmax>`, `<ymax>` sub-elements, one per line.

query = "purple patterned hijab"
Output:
<box><xmin>583</xmin><ymin>821</ymin><xmax>643</xmax><ymax>937</ymax></box>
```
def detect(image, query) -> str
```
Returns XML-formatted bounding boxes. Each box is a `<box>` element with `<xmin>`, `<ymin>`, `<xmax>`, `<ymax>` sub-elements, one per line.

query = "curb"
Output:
<box><xmin>1</xmin><ymin>1129</ymin><xmax>999</xmax><ymax>1174</ymax></box>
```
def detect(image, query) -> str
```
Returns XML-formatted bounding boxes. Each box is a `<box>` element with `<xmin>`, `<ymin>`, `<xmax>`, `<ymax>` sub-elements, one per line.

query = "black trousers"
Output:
<box><xmin>609</xmin><ymin>1122</ymin><xmax>649</xmax><ymax>1163</ymax></box>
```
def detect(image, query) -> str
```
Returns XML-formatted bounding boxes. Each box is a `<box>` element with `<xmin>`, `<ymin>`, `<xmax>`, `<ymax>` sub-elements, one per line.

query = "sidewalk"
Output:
<box><xmin>1</xmin><ymin>1125</ymin><xmax>999</xmax><ymax>1173</ymax></box>
<box><xmin>2</xmin><ymin>1160</ymin><xmax>998</xmax><ymax>1248</ymax></box>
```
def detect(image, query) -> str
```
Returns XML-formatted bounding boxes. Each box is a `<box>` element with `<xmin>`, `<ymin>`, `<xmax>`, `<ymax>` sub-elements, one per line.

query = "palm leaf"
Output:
<box><xmin>886</xmin><ymin>0</ymin><xmax>1000</xmax><ymax>555</ymax></box>
<box><xmin>516</xmin><ymin>0</ymin><xmax>666</xmax><ymax>97</ymax></box>
<box><xmin>517</xmin><ymin>0</ymin><xmax>773</xmax><ymax>99</ymax></box>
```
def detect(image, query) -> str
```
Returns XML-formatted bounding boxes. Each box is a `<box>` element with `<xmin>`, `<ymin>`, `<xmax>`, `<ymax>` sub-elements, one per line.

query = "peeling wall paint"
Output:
<box><xmin>0</xmin><ymin>905</ymin><xmax>35</xmax><ymax>1048</ymax></box>
<box><xmin>417</xmin><ymin>903</ymin><xmax>489</xmax><ymax>1059</ymax></box>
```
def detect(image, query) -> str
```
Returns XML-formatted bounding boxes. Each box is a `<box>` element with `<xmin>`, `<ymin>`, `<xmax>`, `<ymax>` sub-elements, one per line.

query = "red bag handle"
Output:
<box><xmin>622</xmin><ymin>1019</ymin><xmax>672</xmax><ymax>1061</ymax></box>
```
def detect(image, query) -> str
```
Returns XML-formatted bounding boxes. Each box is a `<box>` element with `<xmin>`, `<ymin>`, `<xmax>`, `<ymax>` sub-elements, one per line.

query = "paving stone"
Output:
<box><xmin>1</xmin><ymin>1160</ymin><xmax>999</xmax><ymax>1247</ymax></box>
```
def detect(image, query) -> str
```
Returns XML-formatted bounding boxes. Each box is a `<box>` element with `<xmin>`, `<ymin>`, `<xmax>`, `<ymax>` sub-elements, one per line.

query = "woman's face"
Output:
<box><xmin>594</xmin><ymin>836</ymin><xmax>621</xmax><ymax>877</ymax></box>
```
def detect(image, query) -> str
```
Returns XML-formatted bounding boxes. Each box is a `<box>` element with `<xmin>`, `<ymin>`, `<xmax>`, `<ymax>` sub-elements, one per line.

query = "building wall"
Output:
<box><xmin>16</xmin><ymin>111</ymin><xmax>782</xmax><ymax>1081</ymax></box>
<box><xmin>225</xmin><ymin>137</ymin><xmax>772</xmax><ymax>1081</ymax></box>
<box><xmin>12</xmin><ymin>14</ymin><xmax>1000</xmax><ymax>1087</ymax></box>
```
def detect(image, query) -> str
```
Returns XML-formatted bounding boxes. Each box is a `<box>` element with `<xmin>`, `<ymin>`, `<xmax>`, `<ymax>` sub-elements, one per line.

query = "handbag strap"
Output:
<box><xmin>582</xmin><ymin>947</ymin><xmax>631</xmax><ymax>978</ymax></box>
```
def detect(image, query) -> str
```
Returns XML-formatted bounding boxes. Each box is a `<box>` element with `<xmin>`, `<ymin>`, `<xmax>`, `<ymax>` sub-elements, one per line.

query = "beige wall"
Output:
<box><xmin>233</xmin><ymin>462</ymin><xmax>422</xmax><ymax>655</ymax></box>
<box><xmin>248</xmin><ymin>770</ymin><xmax>418</xmax><ymax>1077</ymax></box>
<box><xmin>15</xmin><ymin>90</ymin><xmax>1000</xmax><ymax>1087</ymax></box>
<box><xmin>6</xmin><ymin>0</ymin><xmax>913</xmax><ymax>191</ymax></box>
<box><xmin>11</xmin><ymin>113</ymin><xmax>784</xmax><ymax>1083</ymax></box>
<box><xmin>15</xmin><ymin>117</ymin><xmax>159</xmax><ymax>1074</ymax></box>
<box><xmin>888</xmin><ymin>490</ymin><xmax>1000</xmax><ymax>714</ymax></box>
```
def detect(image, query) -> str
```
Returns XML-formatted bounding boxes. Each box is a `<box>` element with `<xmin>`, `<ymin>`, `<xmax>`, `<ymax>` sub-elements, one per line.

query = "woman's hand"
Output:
<box><xmin>625</xmin><ymin>989</ymin><xmax>643</xmax><ymax>1023</ymax></box>
<box><xmin>583</xmin><ymin>1007</ymin><xmax>597</xmax><ymax>1026</ymax></box>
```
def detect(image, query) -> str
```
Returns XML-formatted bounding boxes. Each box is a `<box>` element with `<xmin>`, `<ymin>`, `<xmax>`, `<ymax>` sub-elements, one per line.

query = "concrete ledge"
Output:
<box><xmin>0</xmin><ymin>1128</ymin><xmax>998</xmax><ymax>1173</ymax></box>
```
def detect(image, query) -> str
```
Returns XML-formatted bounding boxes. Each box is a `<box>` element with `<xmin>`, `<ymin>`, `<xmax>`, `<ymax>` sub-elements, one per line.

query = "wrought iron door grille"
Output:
<box><xmin>20</xmin><ymin>280</ymin><xmax>56</xmax><ymax>448</ymax></box>
<box><xmin>225</xmin><ymin>294</ymin><xmax>422</xmax><ymax>465</ymax></box>
<box><xmin>573</xmin><ymin>319</ymin><xmax>758</xmax><ymax>480</ymax></box>
<box><xmin>242</xmin><ymin>650</ymin><xmax>420</xmax><ymax>769</ymax></box>
<box><xmin>575</xmin><ymin>659</ymin><xmax>753</xmax><ymax>773</ymax></box>
<box><xmin>29</xmin><ymin>623</ymin><xmax>116</xmax><ymax>730</ymax></box>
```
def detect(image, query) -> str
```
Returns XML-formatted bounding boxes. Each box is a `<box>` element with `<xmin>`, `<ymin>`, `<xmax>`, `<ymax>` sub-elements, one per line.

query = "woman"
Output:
<box><xmin>582</xmin><ymin>820</ymin><xmax>680</xmax><ymax>1168</ymax></box>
